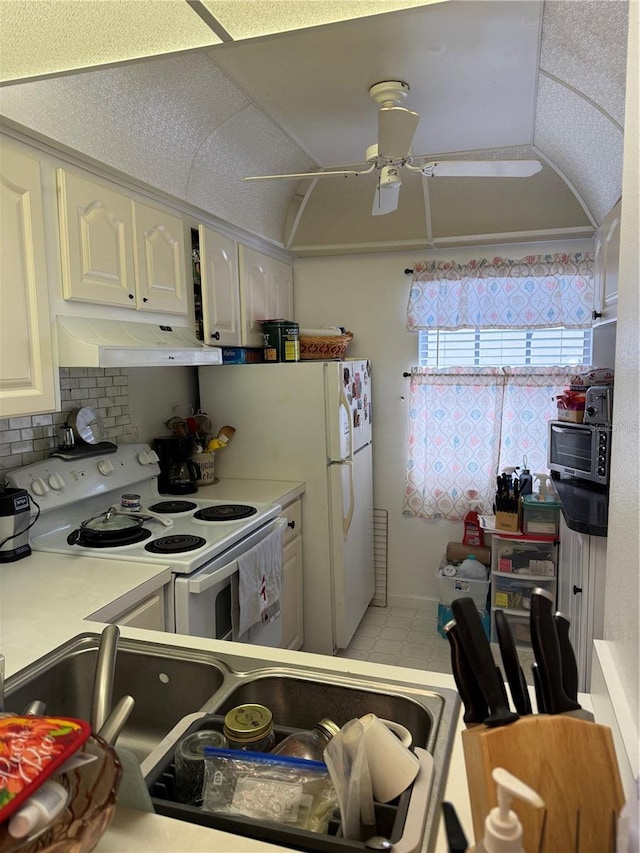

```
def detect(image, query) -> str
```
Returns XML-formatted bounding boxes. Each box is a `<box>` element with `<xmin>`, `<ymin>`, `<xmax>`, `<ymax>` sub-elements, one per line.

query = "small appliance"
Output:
<box><xmin>154</xmin><ymin>436</ymin><xmax>198</xmax><ymax>495</ymax></box>
<box><xmin>583</xmin><ymin>385</ymin><xmax>613</xmax><ymax>425</ymax></box>
<box><xmin>0</xmin><ymin>486</ymin><xmax>33</xmax><ymax>562</ymax></box>
<box><xmin>548</xmin><ymin>420</ymin><xmax>611</xmax><ymax>485</ymax></box>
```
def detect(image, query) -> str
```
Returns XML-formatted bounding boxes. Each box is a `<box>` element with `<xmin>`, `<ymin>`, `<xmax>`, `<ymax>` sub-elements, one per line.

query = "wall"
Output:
<box><xmin>293</xmin><ymin>238</ymin><xmax>593</xmax><ymax>607</ymax></box>
<box><xmin>0</xmin><ymin>366</ymin><xmax>197</xmax><ymax>474</ymax></box>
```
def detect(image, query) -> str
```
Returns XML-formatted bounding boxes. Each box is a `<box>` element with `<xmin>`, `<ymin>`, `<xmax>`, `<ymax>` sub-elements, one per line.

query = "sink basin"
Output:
<box><xmin>215</xmin><ymin>673</ymin><xmax>434</xmax><ymax>747</ymax></box>
<box><xmin>4</xmin><ymin>635</ymin><xmax>226</xmax><ymax>761</ymax></box>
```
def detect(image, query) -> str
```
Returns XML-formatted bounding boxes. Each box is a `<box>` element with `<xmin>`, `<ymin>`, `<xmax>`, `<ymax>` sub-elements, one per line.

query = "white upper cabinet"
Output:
<box><xmin>133</xmin><ymin>201</ymin><xmax>188</xmax><ymax>315</ymax></box>
<box><xmin>57</xmin><ymin>168</ymin><xmax>137</xmax><ymax>308</ymax></box>
<box><xmin>57</xmin><ymin>168</ymin><xmax>188</xmax><ymax>315</ymax></box>
<box><xmin>199</xmin><ymin>224</ymin><xmax>241</xmax><ymax>346</ymax></box>
<box><xmin>239</xmin><ymin>245</ymin><xmax>294</xmax><ymax>347</ymax></box>
<box><xmin>593</xmin><ymin>199</ymin><xmax>621</xmax><ymax>325</ymax></box>
<box><xmin>0</xmin><ymin>143</ymin><xmax>59</xmax><ymax>417</ymax></box>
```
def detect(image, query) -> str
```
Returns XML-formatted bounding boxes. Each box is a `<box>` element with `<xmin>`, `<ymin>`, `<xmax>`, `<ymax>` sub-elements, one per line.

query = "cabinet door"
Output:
<box><xmin>200</xmin><ymin>225</ymin><xmax>241</xmax><ymax>346</ymax></box>
<box><xmin>239</xmin><ymin>245</ymin><xmax>270</xmax><ymax>346</ymax></box>
<box><xmin>112</xmin><ymin>590</ymin><xmax>165</xmax><ymax>630</ymax></box>
<box><xmin>270</xmin><ymin>257</ymin><xmax>294</xmax><ymax>321</ymax></box>
<box><xmin>134</xmin><ymin>201</ymin><xmax>187</xmax><ymax>314</ymax></box>
<box><xmin>558</xmin><ymin>515</ymin><xmax>587</xmax><ymax>686</ymax></box>
<box><xmin>281</xmin><ymin>535</ymin><xmax>303</xmax><ymax>650</ymax></box>
<box><xmin>593</xmin><ymin>200</ymin><xmax>621</xmax><ymax>325</ymax></box>
<box><xmin>57</xmin><ymin>168</ymin><xmax>136</xmax><ymax>307</ymax></box>
<box><xmin>0</xmin><ymin>144</ymin><xmax>58</xmax><ymax>417</ymax></box>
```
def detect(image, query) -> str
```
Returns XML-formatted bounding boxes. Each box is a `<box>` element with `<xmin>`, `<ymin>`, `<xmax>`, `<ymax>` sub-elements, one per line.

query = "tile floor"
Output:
<box><xmin>339</xmin><ymin>602</ymin><xmax>536</xmax><ymax>685</ymax></box>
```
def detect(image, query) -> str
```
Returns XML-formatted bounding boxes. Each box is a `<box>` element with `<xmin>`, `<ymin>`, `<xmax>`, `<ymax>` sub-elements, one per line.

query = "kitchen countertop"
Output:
<box><xmin>551</xmin><ymin>475</ymin><xmax>609</xmax><ymax>536</ymax></box>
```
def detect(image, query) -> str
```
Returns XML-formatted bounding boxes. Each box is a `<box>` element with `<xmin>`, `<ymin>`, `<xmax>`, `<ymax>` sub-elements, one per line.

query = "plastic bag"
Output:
<box><xmin>201</xmin><ymin>748</ymin><xmax>338</xmax><ymax>833</ymax></box>
<box><xmin>323</xmin><ymin>719</ymin><xmax>376</xmax><ymax>841</ymax></box>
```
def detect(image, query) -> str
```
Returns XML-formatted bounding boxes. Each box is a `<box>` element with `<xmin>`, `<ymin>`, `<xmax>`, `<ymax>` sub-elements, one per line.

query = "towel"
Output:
<box><xmin>232</xmin><ymin>519</ymin><xmax>286</xmax><ymax>643</ymax></box>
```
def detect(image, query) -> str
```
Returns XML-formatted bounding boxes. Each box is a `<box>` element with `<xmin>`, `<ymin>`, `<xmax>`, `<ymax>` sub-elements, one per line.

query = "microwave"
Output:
<box><xmin>548</xmin><ymin>420</ymin><xmax>611</xmax><ymax>485</ymax></box>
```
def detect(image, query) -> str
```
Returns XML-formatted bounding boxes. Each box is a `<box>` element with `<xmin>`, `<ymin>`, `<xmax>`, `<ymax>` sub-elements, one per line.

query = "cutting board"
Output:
<box><xmin>462</xmin><ymin>715</ymin><xmax>624</xmax><ymax>852</ymax></box>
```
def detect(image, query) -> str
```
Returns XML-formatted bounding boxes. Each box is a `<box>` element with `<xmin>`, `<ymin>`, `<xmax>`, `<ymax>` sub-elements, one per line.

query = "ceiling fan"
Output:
<box><xmin>243</xmin><ymin>80</ymin><xmax>542</xmax><ymax>216</ymax></box>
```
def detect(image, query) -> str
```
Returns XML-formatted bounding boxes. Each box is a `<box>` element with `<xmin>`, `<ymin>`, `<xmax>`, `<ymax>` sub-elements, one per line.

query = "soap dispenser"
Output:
<box><xmin>475</xmin><ymin>767</ymin><xmax>544</xmax><ymax>853</ymax></box>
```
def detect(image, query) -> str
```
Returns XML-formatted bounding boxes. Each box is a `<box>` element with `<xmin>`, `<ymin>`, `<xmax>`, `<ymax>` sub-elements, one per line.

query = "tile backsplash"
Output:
<box><xmin>0</xmin><ymin>368</ymin><xmax>133</xmax><ymax>473</ymax></box>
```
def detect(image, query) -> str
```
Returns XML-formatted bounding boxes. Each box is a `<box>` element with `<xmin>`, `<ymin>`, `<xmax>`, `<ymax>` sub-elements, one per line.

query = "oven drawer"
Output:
<box><xmin>280</xmin><ymin>498</ymin><xmax>302</xmax><ymax>546</ymax></box>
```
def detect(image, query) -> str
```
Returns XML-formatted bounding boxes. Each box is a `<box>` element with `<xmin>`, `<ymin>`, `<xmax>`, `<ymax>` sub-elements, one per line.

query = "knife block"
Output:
<box><xmin>462</xmin><ymin>715</ymin><xmax>624</xmax><ymax>852</ymax></box>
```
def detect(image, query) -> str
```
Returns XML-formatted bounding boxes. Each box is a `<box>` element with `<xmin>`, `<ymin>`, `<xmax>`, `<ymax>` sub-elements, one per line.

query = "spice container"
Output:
<box><xmin>271</xmin><ymin>718</ymin><xmax>340</xmax><ymax>761</ymax></box>
<box><xmin>223</xmin><ymin>704</ymin><xmax>275</xmax><ymax>752</ymax></box>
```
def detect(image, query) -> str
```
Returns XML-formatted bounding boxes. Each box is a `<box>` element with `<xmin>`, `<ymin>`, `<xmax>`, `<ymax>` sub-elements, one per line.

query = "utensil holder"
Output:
<box><xmin>192</xmin><ymin>452</ymin><xmax>216</xmax><ymax>485</ymax></box>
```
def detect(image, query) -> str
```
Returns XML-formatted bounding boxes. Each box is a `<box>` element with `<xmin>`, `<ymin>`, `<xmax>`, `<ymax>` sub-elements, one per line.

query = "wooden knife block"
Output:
<box><xmin>462</xmin><ymin>715</ymin><xmax>624</xmax><ymax>852</ymax></box>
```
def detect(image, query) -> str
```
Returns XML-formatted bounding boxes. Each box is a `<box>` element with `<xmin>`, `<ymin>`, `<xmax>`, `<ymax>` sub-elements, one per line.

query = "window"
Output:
<box><xmin>418</xmin><ymin>327</ymin><xmax>591</xmax><ymax>368</ymax></box>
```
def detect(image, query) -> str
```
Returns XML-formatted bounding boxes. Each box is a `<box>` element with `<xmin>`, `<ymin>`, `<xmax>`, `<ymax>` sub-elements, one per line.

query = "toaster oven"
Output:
<box><xmin>548</xmin><ymin>420</ymin><xmax>611</xmax><ymax>485</ymax></box>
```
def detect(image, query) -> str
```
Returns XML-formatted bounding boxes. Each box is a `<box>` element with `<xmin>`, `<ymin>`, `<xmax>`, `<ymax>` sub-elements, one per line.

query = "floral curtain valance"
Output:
<box><xmin>406</xmin><ymin>253</ymin><xmax>595</xmax><ymax>331</ymax></box>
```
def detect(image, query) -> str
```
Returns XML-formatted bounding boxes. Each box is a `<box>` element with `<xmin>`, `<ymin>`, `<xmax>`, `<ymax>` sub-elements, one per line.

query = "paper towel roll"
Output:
<box><xmin>445</xmin><ymin>542</ymin><xmax>491</xmax><ymax>566</ymax></box>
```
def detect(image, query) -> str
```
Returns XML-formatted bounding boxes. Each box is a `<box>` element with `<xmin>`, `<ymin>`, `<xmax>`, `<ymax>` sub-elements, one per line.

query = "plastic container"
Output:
<box><xmin>272</xmin><ymin>718</ymin><xmax>340</xmax><ymax>761</ymax></box>
<box><xmin>475</xmin><ymin>767</ymin><xmax>544</xmax><ymax>853</ymax></box>
<box><xmin>438</xmin><ymin>603</ymin><xmax>490</xmax><ymax>639</ymax></box>
<box><xmin>521</xmin><ymin>495</ymin><xmax>560</xmax><ymax>536</ymax></box>
<box><xmin>436</xmin><ymin>566</ymin><xmax>490</xmax><ymax>608</ymax></box>
<box><xmin>494</xmin><ymin>538</ymin><xmax>557</xmax><ymax>576</ymax></box>
<box><xmin>462</xmin><ymin>511</ymin><xmax>485</xmax><ymax>547</ymax></box>
<box><xmin>262</xmin><ymin>320</ymin><xmax>300</xmax><ymax>363</ymax></box>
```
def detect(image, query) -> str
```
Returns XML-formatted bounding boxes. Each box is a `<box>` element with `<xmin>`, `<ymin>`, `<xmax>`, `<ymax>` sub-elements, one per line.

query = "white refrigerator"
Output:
<box><xmin>198</xmin><ymin>359</ymin><xmax>374</xmax><ymax>655</ymax></box>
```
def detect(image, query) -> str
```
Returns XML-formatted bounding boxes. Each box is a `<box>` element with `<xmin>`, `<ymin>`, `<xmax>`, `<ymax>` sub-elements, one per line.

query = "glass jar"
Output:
<box><xmin>174</xmin><ymin>729</ymin><xmax>228</xmax><ymax>805</ymax></box>
<box><xmin>223</xmin><ymin>704</ymin><xmax>275</xmax><ymax>752</ymax></box>
<box><xmin>271</xmin><ymin>718</ymin><xmax>340</xmax><ymax>761</ymax></box>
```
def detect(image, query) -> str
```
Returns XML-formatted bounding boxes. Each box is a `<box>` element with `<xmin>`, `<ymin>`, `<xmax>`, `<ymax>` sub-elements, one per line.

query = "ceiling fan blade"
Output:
<box><xmin>243</xmin><ymin>165</ymin><xmax>374</xmax><ymax>182</ymax></box>
<box><xmin>378</xmin><ymin>106</ymin><xmax>420</xmax><ymax>159</ymax></box>
<box><xmin>427</xmin><ymin>160</ymin><xmax>542</xmax><ymax>178</ymax></box>
<box><xmin>372</xmin><ymin>183</ymin><xmax>401</xmax><ymax>216</ymax></box>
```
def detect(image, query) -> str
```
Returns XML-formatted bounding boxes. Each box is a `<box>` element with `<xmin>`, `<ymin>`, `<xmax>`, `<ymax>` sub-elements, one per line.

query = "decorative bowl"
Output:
<box><xmin>0</xmin><ymin>735</ymin><xmax>122</xmax><ymax>853</ymax></box>
<box><xmin>300</xmin><ymin>332</ymin><xmax>353</xmax><ymax>360</ymax></box>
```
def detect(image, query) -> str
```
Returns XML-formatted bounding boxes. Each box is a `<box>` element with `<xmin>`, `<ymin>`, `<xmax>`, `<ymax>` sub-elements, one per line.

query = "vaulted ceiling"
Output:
<box><xmin>0</xmin><ymin>1</ymin><xmax>628</xmax><ymax>256</ymax></box>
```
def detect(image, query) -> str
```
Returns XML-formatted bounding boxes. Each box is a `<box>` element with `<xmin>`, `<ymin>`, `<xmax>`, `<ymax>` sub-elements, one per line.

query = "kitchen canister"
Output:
<box><xmin>192</xmin><ymin>452</ymin><xmax>216</xmax><ymax>485</ymax></box>
<box><xmin>261</xmin><ymin>319</ymin><xmax>300</xmax><ymax>363</ymax></box>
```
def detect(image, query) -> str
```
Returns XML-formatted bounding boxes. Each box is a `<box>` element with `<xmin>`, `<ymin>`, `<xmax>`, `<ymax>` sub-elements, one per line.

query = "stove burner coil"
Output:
<box><xmin>148</xmin><ymin>500</ymin><xmax>198</xmax><ymax>514</ymax></box>
<box><xmin>144</xmin><ymin>534</ymin><xmax>207</xmax><ymax>554</ymax></box>
<box><xmin>194</xmin><ymin>504</ymin><xmax>258</xmax><ymax>522</ymax></box>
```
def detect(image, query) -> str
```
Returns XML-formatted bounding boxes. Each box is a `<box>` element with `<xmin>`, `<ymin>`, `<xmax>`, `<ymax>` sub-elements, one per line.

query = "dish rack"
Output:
<box><xmin>300</xmin><ymin>332</ymin><xmax>353</xmax><ymax>361</ymax></box>
<box><xmin>145</xmin><ymin>714</ymin><xmax>433</xmax><ymax>853</ymax></box>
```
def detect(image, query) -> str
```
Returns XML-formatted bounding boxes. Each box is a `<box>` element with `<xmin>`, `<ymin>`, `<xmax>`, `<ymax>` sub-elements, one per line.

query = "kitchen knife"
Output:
<box><xmin>554</xmin><ymin>611</ymin><xmax>579</xmax><ymax>702</ymax></box>
<box><xmin>443</xmin><ymin>620</ymin><xmax>489</xmax><ymax>726</ymax></box>
<box><xmin>531</xmin><ymin>663</ymin><xmax>546</xmax><ymax>713</ymax></box>
<box><xmin>451</xmin><ymin>598</ymin><xmax>519</xmax><ymax>727</ymax></box>
<box><xmin>494</xmin><ymin>609</ymin><xmax>532</xmax><ymax>716</ymax></box>
<box><xmin>530</xmin><ymin>589</ymin><xmax>593</xmax><ymax>720</ymax></box>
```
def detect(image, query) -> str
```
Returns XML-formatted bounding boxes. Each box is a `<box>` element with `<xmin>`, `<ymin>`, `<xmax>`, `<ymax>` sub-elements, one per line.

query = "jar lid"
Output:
<box><xmin>315</xmin><ymin>718</ymin><xmax>340</xmax><ymax>739</ymax></box>
<box><xmin>223</xmin><ymin>704</ymin><xmax>273</xmax><ymax>741</ymax></box>
<box><xmin>177</xmin><ymin>729</ymin><xmax>227</xmax><ymax>761</ymax></box>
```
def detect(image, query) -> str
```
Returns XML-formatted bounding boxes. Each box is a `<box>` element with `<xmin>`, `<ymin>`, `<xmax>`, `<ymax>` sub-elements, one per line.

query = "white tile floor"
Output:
<box><xmin>339</xmin><ymin>603</ymin><xmax>536</xmax><ymax>686</ymax></box>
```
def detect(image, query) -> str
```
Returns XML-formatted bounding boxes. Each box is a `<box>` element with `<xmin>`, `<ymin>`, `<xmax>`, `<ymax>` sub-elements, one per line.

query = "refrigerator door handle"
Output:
<box><xmin>338</xmin><ymin>383</ymin><xmax>354</xmax><ymax>462</ymax></box>
<box><xmin>343</xmin><ymin>460</ymin><xmax>355</xmax><ymax>537</ymax></box>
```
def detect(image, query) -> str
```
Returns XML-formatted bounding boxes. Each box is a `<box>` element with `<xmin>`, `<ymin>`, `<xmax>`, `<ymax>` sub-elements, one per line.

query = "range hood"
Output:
<box><xmin>57</xmin><ymin>316</ymin><xmax>223</xmax><ymax>368</ymax></box>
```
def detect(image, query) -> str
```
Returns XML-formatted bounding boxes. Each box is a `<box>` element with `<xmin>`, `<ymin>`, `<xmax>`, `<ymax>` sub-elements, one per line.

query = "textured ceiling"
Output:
<box><xmin>0</xmin><ymin>1</ymin><xmax>628</xmax><ymax>256</ymax></box>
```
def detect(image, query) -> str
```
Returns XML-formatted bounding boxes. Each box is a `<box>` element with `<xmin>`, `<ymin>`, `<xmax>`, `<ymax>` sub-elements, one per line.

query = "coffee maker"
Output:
<box><xmin>0</xmin><ymin>486</ymin><xmax>32</xmax><ymax>562</ymax></box>
<box><xmin>154</xmin><ymin>436</ymin><xmax>199</xmax><ymax>495</ymax></box>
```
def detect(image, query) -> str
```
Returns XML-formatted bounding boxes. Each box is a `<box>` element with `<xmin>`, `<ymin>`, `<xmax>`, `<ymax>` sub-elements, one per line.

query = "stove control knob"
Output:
<box><xmin>31</xmin><ymin>477</ymin><xmax>49</xmax><ymax>497</ymax></box>
<box><xmin>98</xmin><ymin>459</ymin><xmax>115</xmax><ymax>476</ymax></box>
<box><xmin>47</xmin><ymin>473</ymin><xmax>65</xmax><ymax>491</ymax></box>
<box><xmin>137</xmin><ymin>450</ymin><xmax>153</xmax><ymax>465</ymax></box>
<box><xmin>148</xmin><ymin>449</ymin><xmax>159</xmax><ymax>463</ymax></box>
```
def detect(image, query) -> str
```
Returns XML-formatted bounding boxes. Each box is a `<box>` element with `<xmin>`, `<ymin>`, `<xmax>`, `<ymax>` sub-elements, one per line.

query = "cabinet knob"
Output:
<box><xmin>572</xmin><ymin>585</ymin><xmax>583</xmax><ymax>595</ymax></box>
<box><xmin>211</xmin><ymin>331</ymin><xmax>220</xmax><ymax>341</ymax></box>
<box><xmin>143</xmin><ymin>297</ymin><xmax>148</xmax><ymax>303</ymax></box>
<box><xmin>287</xmin><ymin>520</ymin><xmax>296</xmax><ymax>530</ymax></box>
<box><xmin>592</xmin><ymin>310</ymin><xmax>602</xmax><ymax>320</ymax></box>
<box><xmin>128</xmin><ymin>293</ymin><xmax>135</xmax><ymax>300</ymax></box>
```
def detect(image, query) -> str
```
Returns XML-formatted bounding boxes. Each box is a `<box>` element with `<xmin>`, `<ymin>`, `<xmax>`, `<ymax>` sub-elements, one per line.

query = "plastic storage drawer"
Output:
<box><xmin>491</xmin><ymin>612</ymin><xmax>532</xmax><ymax>647</ymax></box>
<box><xmin>494</xmin><ymin>538</ymin><xmax>556</xmax><ymax>577</ymax></box>
<box><xmin>492</xmin><ymin>575</ymin><xmax>556</xmax><ymax>613</ymax></box>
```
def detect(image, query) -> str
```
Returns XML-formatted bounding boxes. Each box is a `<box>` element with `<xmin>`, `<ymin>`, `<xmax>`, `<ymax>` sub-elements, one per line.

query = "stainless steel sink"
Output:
<box><xmin>5</xmin><ymin>637</ymin><xmax>460</xmax><ymax>852</ymax></box>
<box><xmin>4</xmin><ymin>635</ymin><xmax>227</xmax><ymax>761</ymax></box>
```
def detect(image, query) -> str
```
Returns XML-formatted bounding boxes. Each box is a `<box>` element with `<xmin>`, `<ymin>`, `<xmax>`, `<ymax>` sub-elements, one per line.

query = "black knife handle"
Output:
<box><xmin>494</xmin><ymin>609</ymin><xmax>532</xmax><ymax>716</ymax></box>
<box><xmin>444</xmin><ymin>620</ymin><xmax>489</xmax><ymax>726</ymax></box>
<box><xmin>554</xmin><ymin>611</ymin><xmax>579</xmax><ymax>702</ymax></box>
<box><xmin>530</xmin><ymin>588</ymin><xmax>580</xmax><ymax>714</ymax></box>
<box><xmin>451</xmin><ymin>598</ymin><xmax>519</xmax><ymax>727</ymax></box>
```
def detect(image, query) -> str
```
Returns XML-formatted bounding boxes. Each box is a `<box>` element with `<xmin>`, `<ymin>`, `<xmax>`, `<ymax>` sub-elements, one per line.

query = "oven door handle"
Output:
<box><xmin>187</xmin><ymin>559</ymin><xmax>237</xmax><ymax>594</ymax></box>
<box><xmin>551</xmin><ymin>425</ymin><xmax>581</xmax><ymax>434</ymax></box>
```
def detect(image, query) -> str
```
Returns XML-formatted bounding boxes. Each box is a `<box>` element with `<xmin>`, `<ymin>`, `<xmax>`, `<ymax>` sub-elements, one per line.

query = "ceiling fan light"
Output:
<box><xmin>380</xmin><ymin>165</ymin><xmax>401</xmax><ymax>187</ymax></box>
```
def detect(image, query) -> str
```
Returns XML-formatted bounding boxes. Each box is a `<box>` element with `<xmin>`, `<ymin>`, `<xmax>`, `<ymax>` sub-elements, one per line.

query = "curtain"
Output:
<box><xmin>403</xmin><ymin>366</ymin><xmax>577</xmax><ymax>520</ymax></box>
<box><xmin>406</xmin><ymin>253</ymin><xmax>595</xmax><ymax>330</ymax></box>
